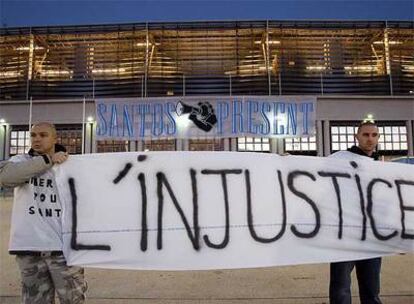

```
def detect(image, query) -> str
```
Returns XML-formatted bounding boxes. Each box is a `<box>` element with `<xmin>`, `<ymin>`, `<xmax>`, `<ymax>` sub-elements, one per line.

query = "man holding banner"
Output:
<box><xmin>0</xmin><ymin>122</ymin><xmax>86</xmax><ymax>304</ymax></box>
<box><xmin>329</xmin><ymin>121</ymin><xmax>383</xmax><ymax>304</ymax></box>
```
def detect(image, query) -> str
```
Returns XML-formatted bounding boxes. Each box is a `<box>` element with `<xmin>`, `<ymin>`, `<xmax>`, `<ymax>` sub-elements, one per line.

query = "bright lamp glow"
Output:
<box><xmin>92</xmin><ymin>68</ymin><xmax>126</xmax><ymax>74</ymax></box>
<box><xmin>15</xmin><ymin>46</ymin><xmax>45</xmax><ymax>51</ymax></box>
<box><xmin>363</xmin><ymin>113</ymin><xmax>375</xmax><ymax>123</ymax></box>
<box><xmin>40</xmin><ymin>70</ymin><xmax>73</xmax><ymax>76</ymax></box>
<box><xmin>373</xmin><ymin>41</ymin><xmax>402</xmax><ymax>45</ymax></box>
<box><xmin>344</xmin><ymin>66</ymin><xmax>377</xmax><ymax>72</ymax></box>
<box><xmin>254</xmin><ymin>40</ymin><xmax>281</xmax><ymax>45</ymax></box>
<box><xmin>0</xmin><ymin>71</ymin><xmax>21</xmax><ymax>78</ymax></box>
<box><xmin>306</xmin><ymin>66</ymin><xmax>326</xmax><ymax>71</ymax></box>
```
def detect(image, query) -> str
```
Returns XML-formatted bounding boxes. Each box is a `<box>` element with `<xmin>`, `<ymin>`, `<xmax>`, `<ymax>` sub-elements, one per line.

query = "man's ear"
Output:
<box><xmin>354</xmin><ymin>133</ymin><xmax>361</xmax><ymax>144</ymax></box>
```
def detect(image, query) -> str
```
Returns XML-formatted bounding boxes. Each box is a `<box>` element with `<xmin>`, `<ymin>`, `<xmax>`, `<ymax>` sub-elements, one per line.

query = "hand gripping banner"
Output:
<box><xmin>53</xmin><ymin>152</ymin><xmax>414</xmax><ymax>270</ymax></box>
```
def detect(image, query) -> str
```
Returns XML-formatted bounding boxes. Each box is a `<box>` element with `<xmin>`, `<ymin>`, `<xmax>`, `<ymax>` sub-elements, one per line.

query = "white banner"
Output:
<box><xmin>54</xmin><ymin>152</ymin><xmax>414</xmax><ymax>270</ymax></box>
<box><xmin>95</xmin><ymin>96</ymin><xmax>316</xmax><ymax>140</ymax></box>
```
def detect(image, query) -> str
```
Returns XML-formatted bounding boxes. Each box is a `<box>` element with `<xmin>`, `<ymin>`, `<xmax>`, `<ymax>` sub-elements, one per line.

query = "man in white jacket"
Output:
<box><xmin>329</xmin><ymin>121</ymin><xmax>382</xmax><ymax>304</ymax></box>
<box><xmin>0</xmin><ymin>122</ymin><xmax>86</xmax><ymax>304</ymax></box>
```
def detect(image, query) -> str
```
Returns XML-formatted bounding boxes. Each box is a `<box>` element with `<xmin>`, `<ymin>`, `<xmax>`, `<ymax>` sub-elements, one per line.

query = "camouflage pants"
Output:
<box><xmin>16</xmin><ymin>254</ymin><xmax>87</xmax><ymax>304</ymax></box>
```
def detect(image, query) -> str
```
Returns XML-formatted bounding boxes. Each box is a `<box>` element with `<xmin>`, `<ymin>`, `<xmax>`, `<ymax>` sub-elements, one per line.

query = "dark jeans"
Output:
<box><xmin>329</xmin><ymin>257</ymin><xmax>382</xmax><ymax>304</ymax></box>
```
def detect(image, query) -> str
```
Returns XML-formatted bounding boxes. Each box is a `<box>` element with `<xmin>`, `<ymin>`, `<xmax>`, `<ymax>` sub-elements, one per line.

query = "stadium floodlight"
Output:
<box><xmin>363</xmin><ymin>113</ymin><xmax>375</xmax><ymax>123</ymax></box>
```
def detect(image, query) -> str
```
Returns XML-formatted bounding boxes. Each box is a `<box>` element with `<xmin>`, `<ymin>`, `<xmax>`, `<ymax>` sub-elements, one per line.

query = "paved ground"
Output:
<box><xmin>1</xmin><ymin>195</ymin><xmax>413</xmax><ymax>304</ymax></box>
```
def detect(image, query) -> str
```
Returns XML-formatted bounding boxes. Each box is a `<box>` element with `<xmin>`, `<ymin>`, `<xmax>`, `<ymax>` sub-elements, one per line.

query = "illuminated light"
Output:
<box><xmin>258</xmin><ymin>66</ymin><xmax>272</xmax><ymax>71</ymax></box>
<box><xmin>0</xmin><ymin>119</ymin><xmax>6</xmax><ymax>124</ymax></box>
<box><xmin>288</xmin><ymin>61</ymin><xmax>295</xmax><ymax>66</ymax></box>
<box><xmin>373</xmin><ymin>41</ymin><xmax>402</xmax><ymax>45</ymax></box>
<box><xmin>344</xmin><ymin>66</ymin><xmax>377</xmax><ymax>72</ymax></box>
<box><xmin>244</xmin><ymin>55</ymin><xmax>262</xmax><ymax>59</ymax></box>
<box><xmin>306</xmin><ymin>66</ymin><xmax>326</xmax><ymax>71</ymax></box>
<box><xmin>176</xmin><ymin>113</ymin><xmax>192</xmax><ymax>131</ymax></box>
<box><xmin>254</xmin><ymin>40</ymin><xmax>281</xmax><ymax>45</ymax></box>
<box><xmin>40</xmin><ymin>70</ymin><xmax>73</xmax><ymax>76</ymax></box>
<box><xmin>225</xmin><ymin>65</ymin><xmax>273</xmax><ymax>75</ymax></box>
<box><xmin>92</xmin><ymin>68</ymin><xmax>126</xmax><ymax>74</ymax></box>
<box><xmin>136</xmin><ymin>42</ymin><xmax>159</xmax><ymax>47</ymax></box>
<box><xmin>268</xmin><ymin>40</ymin><xmax>281</xmax><ymax>45</ymax></box>
<box><xmin>0</xmin><ymin>71</ymin><xmax>21</xmax><ymax>78</ymax></box>
<box><xmin>15</xmin><ymin>46</ymin><xmax>45</xmax><ymax>51</ymax></box>
<box><xmin>402</xmin><ymin>66</ymin><xmax>414</xmax><ymax>71</ymax></box>
<box><xmin>363</xmin><ymin>113</ymin><xmax>375</xmax><ymax>123</ymax></box>
<box><xmin>87</xmin><ymin>116</ymin><xmax>94</xmax><ymax>123</ymax></box>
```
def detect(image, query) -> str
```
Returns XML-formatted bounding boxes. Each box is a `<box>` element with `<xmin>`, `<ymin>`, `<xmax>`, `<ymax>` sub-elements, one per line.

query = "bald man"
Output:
<box><xmin>328</xmin><ymin>121</ymin><xmax>382</xmax><ymax>304</ymax></box>
<box><xmin>0</xmin><ymin>122</ymin><xmax>86</xmax><ymax>304</ymax></box>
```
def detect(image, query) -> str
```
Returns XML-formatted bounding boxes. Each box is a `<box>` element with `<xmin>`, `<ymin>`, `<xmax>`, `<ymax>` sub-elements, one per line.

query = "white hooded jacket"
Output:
<box><xmin>0</xmin><ymin>146</ymin><xmax>65</xmax><ymax>252</ymax></box>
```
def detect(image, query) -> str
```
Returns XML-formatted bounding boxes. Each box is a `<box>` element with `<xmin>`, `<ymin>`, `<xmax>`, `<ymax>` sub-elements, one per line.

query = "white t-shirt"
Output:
<box><xmin>9</xmin><ymin>154</ymin><xmax>63</xmax><ymax>251</ymax></box>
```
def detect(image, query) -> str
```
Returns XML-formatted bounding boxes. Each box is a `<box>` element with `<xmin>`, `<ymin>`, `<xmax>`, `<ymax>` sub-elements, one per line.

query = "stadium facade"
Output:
<box><xmin>0</xmin><ymin>20</ymin><xmax>413</xmax><ymax>159</ymax></box>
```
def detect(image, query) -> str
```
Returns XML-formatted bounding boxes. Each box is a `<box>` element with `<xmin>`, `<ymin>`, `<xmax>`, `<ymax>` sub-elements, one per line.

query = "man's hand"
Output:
<box><xmin>50</xmin><ymin>152</ymin><xmax>69</xmax><ymax>164</ymax></box>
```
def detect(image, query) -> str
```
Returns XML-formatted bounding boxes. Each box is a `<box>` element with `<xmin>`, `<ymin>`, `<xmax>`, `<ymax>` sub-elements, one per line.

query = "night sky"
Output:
<box><xmin>1</xmin><ymin>0</ymin><xmax>413</xmax><ymax>28</ymax></box>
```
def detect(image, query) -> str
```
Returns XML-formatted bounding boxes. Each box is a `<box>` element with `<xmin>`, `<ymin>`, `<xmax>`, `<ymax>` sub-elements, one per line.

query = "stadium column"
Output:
<box><xmin>176</xmin><ymin>139</ymin><xmax>189</xmax><ymax>151</ymax></box>
<box><xmin>0</xmin><ymin>123</ymin><xmax>5</xmax><ymax>160</ymax></box>
<box><xmin>323</xmin><ymin>120</ymin><xmax>331</xmax><ymax>156</ymax></box>
<box><xmin>223</xmin><ymin>138</ymin><xmax>230</xmax><ymax>151</ymax></box>
<box><xmin>316</xmin><ymin>120</ymin><xmax>324</xmax><ymax>156</ymax></box>
<box><xmin>407</xmin><ymin>120</ymin><xmax>413</xmax><ymax>156</ymax></box>
<box><xmin>137</xmin><ymin>140</ymin><xmax>144</xmax><ymax>151</ymax></box>
<box><xmin>230</xmin><ymin>138</ymin><xmax>237</xmax><ymax>151</ymax></box>
<box><xmin>129</xmin><ymin>140</ymin><xmax>137</xmax><ymax>152</ymax></box>
<box><xmin>270</xmin><ymin>138</ymin><xmax>285</xmax><ymax>155</ymax></box>
<box><xmin>0</xmin><ymin>123</ymin><xmax>10</xmax><ymax>160</ymax></box>
<box><xmin>84</xmin><ymin>121</ymin><xmax>95</xmax><ymax>153</ymax></box>
<box><xmin>270</xmin><ymin>138</ymin><xmax>277</xmax><ymax>154</ymax></box>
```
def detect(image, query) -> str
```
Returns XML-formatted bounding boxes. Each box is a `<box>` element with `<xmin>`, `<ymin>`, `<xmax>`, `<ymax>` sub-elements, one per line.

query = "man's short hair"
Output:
<box><xmin>31</xmin><ymin>122</ymin><xmax>57</xmax><ymax>137</ymax></box>
<box><xmin>356</xmin><ymin>121</ymin><xmax>378</xmax><ymax>134</ymax></box>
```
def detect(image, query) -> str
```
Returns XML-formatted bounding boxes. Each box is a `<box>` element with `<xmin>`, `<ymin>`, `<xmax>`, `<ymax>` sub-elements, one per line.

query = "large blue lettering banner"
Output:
<box><xmin>95</xmin><ymin>96</ymin><xmax>316</xmax><ymax>140</ymax></box>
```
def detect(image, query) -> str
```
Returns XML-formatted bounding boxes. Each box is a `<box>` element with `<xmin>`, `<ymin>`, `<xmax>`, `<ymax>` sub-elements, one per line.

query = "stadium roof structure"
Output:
<box><xmin>1</xmin><ymin>20</ymin><xmax>413</xmax><ymax>99</ymax></box>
